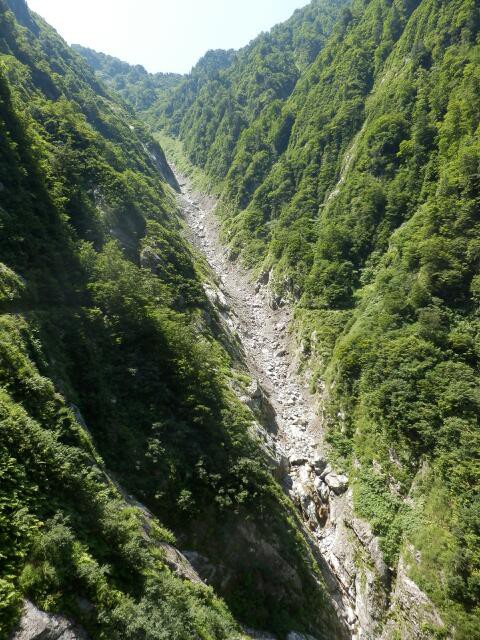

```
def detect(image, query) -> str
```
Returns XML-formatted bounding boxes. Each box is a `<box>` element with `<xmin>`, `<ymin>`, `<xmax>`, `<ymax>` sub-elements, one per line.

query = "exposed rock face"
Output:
<box><xmin>141</xmin><ymin>141</ymin><xmax>179</xmax><ymax>190</ymax></box>
<box><xmin>159</xmin><ymin>542</ymin><xmax>204</xmax><ymax>583</ymax></box>
<box><xmin>317</xmin><ymin>490</ymin><xmax>390</xmax><ymax>639</ymax></box>
<box><xmin>380</xmin><ymin>554</ymin><xmax>447</xmax><ymax>640</ymax></box>
<box><xmin>4</xmin><ymin>0</ymin><xmax>38</xmax><ymax>32</ymax></box>
<box><xmin>10</xmin><ymin>601</ymin><xmax>88</xmax><ymax>640</ymax></box>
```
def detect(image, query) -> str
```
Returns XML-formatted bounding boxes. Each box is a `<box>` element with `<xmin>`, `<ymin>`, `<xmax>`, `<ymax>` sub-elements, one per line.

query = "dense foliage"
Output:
<box><xmin>85</xmin><ymin>0</ymin><xmax>480</xmax><ymax>636</ymax></box>
<box><xmin>72</xmin><ymin>45</ymin><xmax>183</xmax><ymax>112</ymax></box>
<box><xmin>0</xmin><ymin>1</ymin><xmax>342</xmax><ymax>638</ymax></box>
<box><xmin>78</xmin><ymin>0</ymin><xmax>348</xmax><ymax>185</ymax></box>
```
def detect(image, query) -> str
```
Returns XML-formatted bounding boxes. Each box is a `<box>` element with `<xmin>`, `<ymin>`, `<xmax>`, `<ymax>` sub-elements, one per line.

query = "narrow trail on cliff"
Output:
<box><xmin>173</xmin><ymin>168</ymin><xmax>360</xmax><ymax>639</ymax></box>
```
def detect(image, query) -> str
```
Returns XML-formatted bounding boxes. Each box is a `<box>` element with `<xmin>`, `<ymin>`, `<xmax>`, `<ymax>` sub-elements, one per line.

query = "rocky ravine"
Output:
<box><xmin>174</xmin><ymin>169</ymin><xmax>446</xmax><ymax>640</ymax></box>
<box><xmin>8</xmin><ymin>166</ymin><xmax>445</xmax><ymax>640</ymax></box>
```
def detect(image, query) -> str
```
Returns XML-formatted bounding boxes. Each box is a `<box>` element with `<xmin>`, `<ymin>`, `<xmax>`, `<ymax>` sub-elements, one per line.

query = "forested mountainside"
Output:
<box><xmin>76</xmin><ymin>0</ymin><xmax>349</xmax><ymax>183</ymax></box>
<box><xmin>0</xmin><ymin>1</ymin><xmax>346</xmax><ymax>639</ymax></box>
<box><xmin>78</xmin><ymin>0</ymin><xmax>480</xmax><ymax>637</ymax></box>
<box><xmin>71</xmin><ymin>45</ymin><xmax>183</xmax><ymax>113</ymax></box>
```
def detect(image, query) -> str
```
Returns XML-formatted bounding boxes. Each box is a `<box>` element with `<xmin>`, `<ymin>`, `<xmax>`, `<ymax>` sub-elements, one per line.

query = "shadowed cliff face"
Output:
<box><xmin>4</xmin><ymin>0</ymin><xmax>37</xmax><ymax>31</ymax></box>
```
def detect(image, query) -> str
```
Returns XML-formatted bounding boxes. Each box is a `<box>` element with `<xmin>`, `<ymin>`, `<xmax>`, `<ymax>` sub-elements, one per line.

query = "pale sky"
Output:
<box><xmin>26</xmin><ymin>0</ymin><xmax>310</xmax><ymax>74</ymax></box>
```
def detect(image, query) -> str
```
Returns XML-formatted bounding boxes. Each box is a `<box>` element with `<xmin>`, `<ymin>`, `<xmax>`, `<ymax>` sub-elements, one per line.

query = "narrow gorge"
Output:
<box><xmin>1</xmin><ymin>0</ymin><xmax>480</xmax><ymax>638</ymax></box>
<box><xmin>171</xmin><ymin>165</ymin><xmax>446</xmax><ymax>640</ymax></box>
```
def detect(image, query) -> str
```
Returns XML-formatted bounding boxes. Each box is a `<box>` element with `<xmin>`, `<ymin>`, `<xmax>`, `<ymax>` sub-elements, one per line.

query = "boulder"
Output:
<box><xmin>312</xmin><ymin>455</ymin><xmax>328</xmax><ymax>475</ymax></box>
<box><xmin>289</xmin><ymin>453</ymin><xmax>308</xmax><ymax>466</ymax></box>
<box><xmin>10</xmin><ymin>601</ymin><xmax>89</xmax><ymax>640</ymax></box>
<box><xmin>247</xmin><ymin>378</ymin><xmax>263</xmax><ymax>400</ymax></box>
<box><xmin>257</xmin><ymin>270</ymin><xmax>270</xmax><ymax>285</ymax></box>
<box><xmin>324</xmin><ymin>472</ymin><xmax>348</xmax><ymax>494</ymax></box>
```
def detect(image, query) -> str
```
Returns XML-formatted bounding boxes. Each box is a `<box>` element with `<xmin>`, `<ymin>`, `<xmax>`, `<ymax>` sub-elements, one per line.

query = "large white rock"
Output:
<box><xmin>10</xmin><ymin>601</ymin><xmax>88</xmax><ymax>640</ymax></box>
<box><xmin>289</xmin><ymin>453</ymin><xmax>308</xmax><ymax>466</ymax></box>
<box><xmin>324</xmin><ymin>472</ymin><xmax>349</xmax><ymax>494</ymax></box>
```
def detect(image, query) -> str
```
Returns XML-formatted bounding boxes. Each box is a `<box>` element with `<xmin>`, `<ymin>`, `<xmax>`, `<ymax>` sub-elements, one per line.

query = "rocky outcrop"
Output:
<box><xmin>142</xmin><ymin>141</ymin><xmax>179</xmax><ymax>191</ymax></box>
<box><xmin>288</xmin><ymin>457</ymin><xmax>392</xmax><ymax>639</ymax></box>
<box><xmin>159</xmin><ymin>542</ymin><xmax>204</xmax><ymax>583</ymax></box>
<box><xmin>10</xmin><ymin>601</ymin><xmax>88</xmax><ymax>640</ymax></box>
<box><xmin>380</xmin><ymin>552</ymin><xmax>447</xmax><ymax>640</ymax></box>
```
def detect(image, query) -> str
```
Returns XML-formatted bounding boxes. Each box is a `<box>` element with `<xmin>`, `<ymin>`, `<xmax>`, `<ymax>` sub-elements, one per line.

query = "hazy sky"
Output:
<box><xmin>26</xmin><ymin>0</ymin><xmax>309</xmax><ymax>74</ymax></box>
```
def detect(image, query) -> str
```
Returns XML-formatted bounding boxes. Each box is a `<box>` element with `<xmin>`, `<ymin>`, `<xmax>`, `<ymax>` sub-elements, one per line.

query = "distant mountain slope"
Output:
<box><xmin>78</xmin><ymin>0</ymin><xmax>480</xmax><ymax>636</ymax></box>
<box><xmin>0</xmin><ymin>1</ymin><xmax>345</xmax><ymax>638</ymax></box>
<box><xmin>76</xmin><ymin>0</ymin><xmax>349</xmax><ymax>183</ymax></box>
<box><xmin>156</xmin><ymin>0</ymin><xmax>349</xmax><ymax>180</ymax></box>
<box><xmin>72</xmin><ymin>44</ymin><xmax>183</xmax><ymax>112</ymax></box>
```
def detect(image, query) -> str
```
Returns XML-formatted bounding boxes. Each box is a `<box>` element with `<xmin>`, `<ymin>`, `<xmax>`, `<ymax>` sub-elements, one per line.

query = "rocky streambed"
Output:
<box><xmin>174</xmin><ymin>171</ymin><xmax>394</xmax><ymax>640</ymax></box>
<box><xmin>174</xmin><ymin>168</ymin><xmax>448</xmax><ymax>640</ymax></box>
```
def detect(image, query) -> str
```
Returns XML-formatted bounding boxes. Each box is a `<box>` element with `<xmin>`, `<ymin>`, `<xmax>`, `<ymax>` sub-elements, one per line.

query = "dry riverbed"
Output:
<box><xmin>174</xmin><ymin>169</ymin><xmax>366</xmax><ymax>639</ymax></box>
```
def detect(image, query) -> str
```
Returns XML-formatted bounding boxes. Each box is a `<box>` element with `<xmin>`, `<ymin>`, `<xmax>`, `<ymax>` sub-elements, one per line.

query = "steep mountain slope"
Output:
<box><xmin>79</xmin><ymin>0</ymin><xmax>480</xmax><ymax>637</ymax></box>
<box><xmin>78</xmin><ymin>0</ymin><xmax>348</xmax><ymax>184</ymax></box>
<box><xmin>0</xmin><ymin>2</ymin><xmax>347</xmax><ymax>639</ymax></box>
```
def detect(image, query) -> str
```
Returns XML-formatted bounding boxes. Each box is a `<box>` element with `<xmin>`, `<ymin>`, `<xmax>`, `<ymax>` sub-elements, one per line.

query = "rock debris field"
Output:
<box><xmin>175</xmin><ymin>170</ymin><xmax>361</xmax><ymax>638</ymax></box>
